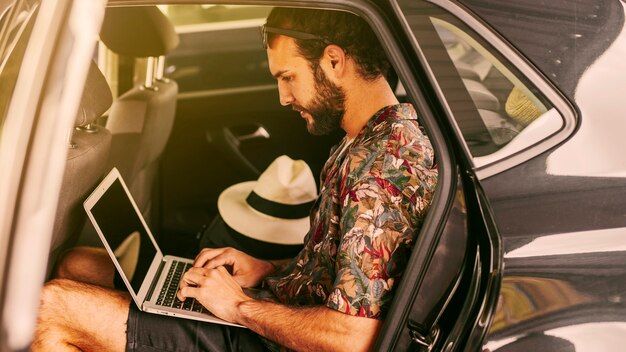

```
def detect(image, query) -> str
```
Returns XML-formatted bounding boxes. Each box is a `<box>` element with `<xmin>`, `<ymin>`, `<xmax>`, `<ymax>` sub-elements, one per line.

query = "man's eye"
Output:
<box><xmin>282</xmin><ymin>76</ymin><xmax>293</xmax><ymax>82</ymax></box>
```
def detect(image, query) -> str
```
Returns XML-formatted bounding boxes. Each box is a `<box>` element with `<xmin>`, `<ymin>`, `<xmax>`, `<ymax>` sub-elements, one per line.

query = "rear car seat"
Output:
<box><xmin>48</xmin><ymin>61</ymin><xmax>112</xmax><ymax>276</ymax></box>
<box><xmin>99</xmin><ymin>6</ymin><xmax>179</xmax><ymax>230</ymax></box>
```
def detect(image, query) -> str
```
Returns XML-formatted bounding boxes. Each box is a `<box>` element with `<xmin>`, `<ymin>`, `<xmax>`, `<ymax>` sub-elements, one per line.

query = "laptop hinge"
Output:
<box><xmin>146</xmin><ymin>259</ymin><xmax>166</xmax><ymax>302</ymax></box>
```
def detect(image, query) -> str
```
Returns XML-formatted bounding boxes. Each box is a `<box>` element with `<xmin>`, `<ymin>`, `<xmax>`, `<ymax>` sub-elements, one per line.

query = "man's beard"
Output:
<box><xmin>296</xmin><ymin>63</ymin><xmax>346</xmax><ymax>135</ymax></box>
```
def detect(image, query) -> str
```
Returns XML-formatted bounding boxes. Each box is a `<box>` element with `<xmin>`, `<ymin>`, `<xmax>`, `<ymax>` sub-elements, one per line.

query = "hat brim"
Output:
<box><xmin>217</xmin><ymin>181</ymin><xmax>310</xmax><ymax>245</ymax></box>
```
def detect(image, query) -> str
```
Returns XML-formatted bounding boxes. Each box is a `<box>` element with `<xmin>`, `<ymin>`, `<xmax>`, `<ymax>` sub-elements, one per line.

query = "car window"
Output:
<box><xmin>396</xmin><ymin>1</ymin><xmax>564</xmax><ymax>169</ymax></box>
<box><xmin>158</xmin><ymin>5</ymin><xmax>272</xmax><ymax>94</ymax></box>
<box><xmin>159</xmin><ymin>4</ymin><xmax>270</xmax><ymax>27</ymax></box>
<box><xmin>0</xmin><ymin>0</ymin><xmax>39</xmax><ymax>132</ymax></box>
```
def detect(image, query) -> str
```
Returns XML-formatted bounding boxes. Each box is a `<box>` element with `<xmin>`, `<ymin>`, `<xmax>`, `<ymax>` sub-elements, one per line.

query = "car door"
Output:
<box><xmin>375</xmin><ymin>0</ymin><xmax>582</xmax><ymax>349</ymax></box>
<box><xmin>0</xmin><ymin>0</ymin><xmax>107</xmax><ymax>349</ymax></box>
<box><xmin>293</xmin><ymin>0</ymin><xmax>504</xmax><ymax>349</ymax></box>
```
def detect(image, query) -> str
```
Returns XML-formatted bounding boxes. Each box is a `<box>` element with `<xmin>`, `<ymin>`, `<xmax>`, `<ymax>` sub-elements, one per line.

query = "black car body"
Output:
<box><xmin>0</xmin><ymin>0</ymin><xmax>625</xmax><ymax>351</ymax></box>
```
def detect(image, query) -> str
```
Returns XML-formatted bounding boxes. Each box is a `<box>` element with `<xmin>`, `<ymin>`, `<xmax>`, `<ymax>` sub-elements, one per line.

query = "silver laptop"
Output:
<box><xmin>83</xmin><ymin>167</ymin><xmax>242</xmax><ymax>327</ymax></box>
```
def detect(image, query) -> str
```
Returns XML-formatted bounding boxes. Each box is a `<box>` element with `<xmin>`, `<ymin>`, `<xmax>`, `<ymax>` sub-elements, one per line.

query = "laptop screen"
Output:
<box><xmin>90</xmin><ymin>178</ymin><xmax>157</xmax><ymax>293</ymax></box>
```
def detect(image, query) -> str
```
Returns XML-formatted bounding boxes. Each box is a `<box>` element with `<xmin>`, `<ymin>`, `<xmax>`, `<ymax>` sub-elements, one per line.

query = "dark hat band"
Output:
<box><xmin>246</xmin><ymin>191</ymin><xmax>314</xmax><ymax>219</ymax></box>
<box><xmin>224</xmin><ymin>221</ymin><xmax>303</xmax><ymax>259</ymax></box>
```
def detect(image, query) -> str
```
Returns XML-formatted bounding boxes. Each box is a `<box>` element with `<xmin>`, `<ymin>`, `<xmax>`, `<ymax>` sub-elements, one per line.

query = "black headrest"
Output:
<box><xmin>100</xmin><ymin>6</ymin><xmax>179</xmax><ymax>57</ymax></box>
<box><xmin>75</xmin><ymin>61</ymin><xmax>112</xmax><ymax>126</ymax></box>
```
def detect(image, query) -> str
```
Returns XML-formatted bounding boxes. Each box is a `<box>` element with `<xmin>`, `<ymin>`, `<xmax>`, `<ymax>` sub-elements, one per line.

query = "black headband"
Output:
<box><xmin>262</xmin><ymin>25</ymin><xmax>330</xmax><ymax>49</ymax></box>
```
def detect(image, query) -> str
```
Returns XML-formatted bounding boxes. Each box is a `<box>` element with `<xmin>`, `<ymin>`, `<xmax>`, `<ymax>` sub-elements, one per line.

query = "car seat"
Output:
<box><xmin>99</xmin><ymin>6</ymin><xmax>179</xmax><ymax>230</ymax></box>
<box><xmin>48</xmin><ymin>61</ymin><xmax>113</xmax><ymax>276</ymax></box>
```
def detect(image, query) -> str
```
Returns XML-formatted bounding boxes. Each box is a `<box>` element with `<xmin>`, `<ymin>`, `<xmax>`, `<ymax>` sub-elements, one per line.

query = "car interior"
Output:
<box><xmin>41</xmin><ymin>3</ymin><xmax>483</xmax><ymax>348</ymax></box>
<box><xmin>0</xmin><ymin>2</ymin><xmax>498</xmax><ymax>349</ymax></box>
<box><xmin>431</xmin><ymin>18</ymin><xmax>560</xmax><ymax>161</ymax></box>
<box><xmin>45</xmin><ymin>2</ymin><xmax>544</xmax><ymax>260</ymax></box>
<box><xmin>7</xmin><ymin>1</ymin><xmax>626</xmax><ymax>351</ymax></box>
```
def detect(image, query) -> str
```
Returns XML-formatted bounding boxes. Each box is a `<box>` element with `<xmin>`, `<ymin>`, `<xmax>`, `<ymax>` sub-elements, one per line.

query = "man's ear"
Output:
<box><xmin>322</xmin><ymin>44</ymin><xmax>347</xmax><ymax>78</ymax></box>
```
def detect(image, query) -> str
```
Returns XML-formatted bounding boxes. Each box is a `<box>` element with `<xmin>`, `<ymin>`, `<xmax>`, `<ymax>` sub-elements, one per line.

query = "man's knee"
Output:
<box><xmin>39</xmin><ymin>279</ymin><xmax>76</xmax><ymax>319</ymax></box>
<box><xmin>53</xmin><ymin>247</ymin><xmax>113</xmax><ymax>286</ymax></box>
<box><xmin>54</xmin><ymin>249</ymin><xmax>77</xmax><ymax>279</ymax></box>
<box><xmin>40</xmin><ymin>278</ymin><xmax>67</xmax><ymax>306</ymax></box>
<box><xmin>33</xmin><ymin>281</ymin><xmax>70</xmax><ymax>351</ymax></box>
<box><xmin>35</xmin><ymin>277</ymin><xmax>131</xmax><ymax>352</ymax></box>
<box><xmin>54</xmin><ymin>247</ymin><xmax>91</xmax><ymax>278</ymax></box>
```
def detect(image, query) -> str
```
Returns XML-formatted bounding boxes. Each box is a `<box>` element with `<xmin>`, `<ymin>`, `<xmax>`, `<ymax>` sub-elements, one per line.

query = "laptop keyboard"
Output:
<box><xmin>156</xmin><ymin>260</ymin><xmax>208</xmax><ymax>314</ymax></box>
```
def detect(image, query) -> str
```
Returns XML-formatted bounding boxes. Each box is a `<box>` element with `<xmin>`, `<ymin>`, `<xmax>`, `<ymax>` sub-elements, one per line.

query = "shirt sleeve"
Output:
<box><xmin>326</xmin><ymin>176</ymin><xmax>415</xmax><ymax>319</ymax></box>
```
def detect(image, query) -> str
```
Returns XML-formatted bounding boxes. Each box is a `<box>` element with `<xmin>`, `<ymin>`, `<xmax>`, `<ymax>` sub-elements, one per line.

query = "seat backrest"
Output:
<box><xmin>49</xmin><ymin>61</ymin><xmax>113</xmax><ymax>275</ymax></box>
<box><xmin>375</xmin><ymin>202</ymin><xmax>469</xmax><ymax>351</ymax></box>
<box><xmin>100</xmin><ymin>6</ymin><xmax>179</xmax><ymax>226</ymax></box>
<box><xmin>105</xmin><ymin>79</ymin><xmax>178</xmax><ymax>224</ymax></box>
<box><xmin>408</xmin><ymin>210</ymin><xmax>468</xmax><ymax>334</ymax></box>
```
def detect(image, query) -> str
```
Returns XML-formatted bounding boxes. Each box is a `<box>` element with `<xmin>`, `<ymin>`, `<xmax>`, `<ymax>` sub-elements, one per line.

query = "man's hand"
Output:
<box><xmin>188</xmin><ymin>247</ymin><xmax>276</xmax><ymax>288</ymax></box>
<box><xmin>176</xmin><ymin>248</ymin><xmax>382</xmax><ymax>351</ymax></box>
<box><xmin>178</xmin><ymin>267</ymin><xmax>382</xmax><ymax>352</ymax></box>
<box><xmin>177</xmin><ymin>266</ymin><xmax>251</xmax><ymax>323</ymax></box>
<box><xmin>176</xmin><ymin>247</ymin><xmax>287</xmax><ymax>323</ymax></box>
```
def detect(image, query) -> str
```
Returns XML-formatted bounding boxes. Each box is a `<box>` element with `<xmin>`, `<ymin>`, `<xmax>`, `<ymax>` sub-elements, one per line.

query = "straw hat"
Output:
<box><xmin>207</xmin><ymin>155</ymin><xmax>317</xmax><ymax>257</ymax></box>
<box><xmin>505</xmin><ymin>86</ymin><xmax>542</xmax><ymax>126</ymax></box>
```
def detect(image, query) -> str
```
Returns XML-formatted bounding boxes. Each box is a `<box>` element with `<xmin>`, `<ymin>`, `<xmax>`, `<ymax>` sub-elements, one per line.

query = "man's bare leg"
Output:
<box><xmin>32</xmin><ymin>279</ymin><xmax>130</xmax><ymax>351</ymax></box>
<box><xmin>54</xmin><ymin>247</ymin><xmax>115</xmax><ymax>287</ymax></box>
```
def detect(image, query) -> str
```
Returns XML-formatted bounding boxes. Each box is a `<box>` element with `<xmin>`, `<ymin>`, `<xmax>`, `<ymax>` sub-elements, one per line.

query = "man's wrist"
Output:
<box><xmin>234</xmin><ymin>297</ymin><xmax>260</xmax><ymax>326</ymax></box>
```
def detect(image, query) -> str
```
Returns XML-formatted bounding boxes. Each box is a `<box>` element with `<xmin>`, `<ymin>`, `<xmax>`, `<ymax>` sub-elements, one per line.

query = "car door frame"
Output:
<box><xmin>356</xmin><ymin>0</ymin><xmax>503</xmax><ymax>348</ymax></box>
<box><xmin>0</xmin><ymin>0</ymin><xmax>107</xmax><ymax>349</ymax></box>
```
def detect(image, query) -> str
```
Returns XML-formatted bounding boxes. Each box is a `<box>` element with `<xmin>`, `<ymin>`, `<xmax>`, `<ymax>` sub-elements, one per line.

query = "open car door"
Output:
<box><xmin>0</xmin><ymin>0</ymin><xmax>107</xmax><ymax>349</ymax></box>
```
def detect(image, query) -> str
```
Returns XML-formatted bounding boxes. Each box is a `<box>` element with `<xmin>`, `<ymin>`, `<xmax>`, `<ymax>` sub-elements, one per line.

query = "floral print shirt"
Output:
<box><xmin>263</xmin><ymin>103</ymin><xmax>438</xmax><ymax>323</ymax></box>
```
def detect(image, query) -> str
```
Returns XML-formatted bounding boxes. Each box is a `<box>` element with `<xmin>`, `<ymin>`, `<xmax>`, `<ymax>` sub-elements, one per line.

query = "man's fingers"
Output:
<box><xmin>178</xmin><ymin>267</ymin><xmax>229</xmax><ymax>291</ymax></box>
<box><xmin>178</xmin><ymin>268</ymin><xmax>207</xmax><ymax>300</ymax></box>
<box><xmin>196</xmin><ymin>247</ymin><xmax>243</xmax><ymax>269</ymax></box>
<box><xmin>176</xmin><ymin>266</ymin><xmax>236</xmax><ymax>301</ymax></box>
<box><xmin>177</xmin><ymin>285</ymin><xmax>200</xmax><ymax>301</ymax></box>
<box><xmin>182</xmin><ymin>267</ymin><xmax>206</xmax><ymax>284</ymax></box>
<box><xmin>204</xmin><ymin>254</ymin><xmax>235</xmax><ymax>270</ymax></box>
<box><xmin>215</xmin><ymin>266</ymin><xmax>230</xmax><ymax>275</ymax></box>
<box><xmin>179</xmin><ymin>268</ymin><xmax>203</xmax><ymax>293</ymax></box>
<box><xmin>193</xmin><ymin>248</ymin><xmax>226</xmax><ymax>267</ymax></box>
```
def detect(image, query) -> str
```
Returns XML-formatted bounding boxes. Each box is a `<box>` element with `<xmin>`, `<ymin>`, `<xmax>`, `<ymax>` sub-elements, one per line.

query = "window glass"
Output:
<box><xmin>396</xmin><ymin>1</ymin><xmax>562</xmax><ymax>166</ymax></box>
<box><xmin>159</xmin><ymin>5</ymin><xmax>270</xmax><ymax>27</ymax></box>
<box><xmin>0</xmin><ymin>0</ymin><xmax>39</xmax><ymax>132</ymax></box>
<box><xmin>158</xmin><ymin>5</ymin><xmax>272</xmax><ymax>93</ymax></box>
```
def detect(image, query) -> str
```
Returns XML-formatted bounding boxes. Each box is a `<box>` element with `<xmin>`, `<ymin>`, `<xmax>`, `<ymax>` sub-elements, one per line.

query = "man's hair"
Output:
<box><xmin>265</xmin><ymin>7</ymin><xmax>390</xmax><ymax>80</ymax></box>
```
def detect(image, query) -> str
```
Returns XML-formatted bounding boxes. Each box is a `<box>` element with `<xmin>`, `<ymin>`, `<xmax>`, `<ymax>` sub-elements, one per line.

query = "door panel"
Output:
<box><xmin>375</xmin><ymin>167</ymin><xmax>499</xmax><ymax>351</ymax></box>
<box><xmin>372</xmin><ymin>0</ymin><xmax>503</xmax><ymax>348</ymax></box>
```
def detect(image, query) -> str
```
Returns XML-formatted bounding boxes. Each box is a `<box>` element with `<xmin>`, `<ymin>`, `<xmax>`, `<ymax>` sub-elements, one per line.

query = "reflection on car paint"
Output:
<box><xmin>547</xmin><ymin>9</ymin><xmax>626</xmax><ymax>178</ymax></box>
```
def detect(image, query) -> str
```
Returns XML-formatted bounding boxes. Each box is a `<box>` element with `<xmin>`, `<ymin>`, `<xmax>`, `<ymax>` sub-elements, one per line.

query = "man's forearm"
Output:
<box><xmin>235</xmin><ymin>299</ymin><xmax>381</xmax><ymax>352</ymax></box>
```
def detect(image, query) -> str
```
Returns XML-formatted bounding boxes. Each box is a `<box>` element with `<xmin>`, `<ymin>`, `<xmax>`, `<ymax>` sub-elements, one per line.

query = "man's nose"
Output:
<box><xmin>278</xmin><ymin>82</ymin><xmax>294</xmax><ymax>106</ymax></box>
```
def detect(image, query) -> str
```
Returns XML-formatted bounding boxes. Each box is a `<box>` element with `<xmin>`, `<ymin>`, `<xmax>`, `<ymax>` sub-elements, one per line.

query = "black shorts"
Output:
<box><xmin>125</xmin><ymin>303</ymin><xmax>269</xmax><ymax>352</ymax></box>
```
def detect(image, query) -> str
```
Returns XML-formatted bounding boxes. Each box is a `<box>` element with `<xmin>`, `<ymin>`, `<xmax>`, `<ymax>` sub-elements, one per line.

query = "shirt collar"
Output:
<box><xmin>358</xmin><ymin>103</ymin><xmax>417</xmax><ymax>138</ymax></box>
